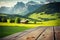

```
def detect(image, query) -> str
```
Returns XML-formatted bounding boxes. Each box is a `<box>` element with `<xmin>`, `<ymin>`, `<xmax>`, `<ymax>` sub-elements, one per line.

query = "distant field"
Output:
<box><xmin>0</xmin><ymin>26</ymin><xmax>31</xmax><ymax>38</ymax></box>
<box><xmin>0</xmin><ymin>19</ymin><xmax>60</xmax><ymax>27</ymax></box>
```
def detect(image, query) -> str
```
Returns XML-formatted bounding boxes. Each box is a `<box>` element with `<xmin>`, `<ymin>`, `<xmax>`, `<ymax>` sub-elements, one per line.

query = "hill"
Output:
<box><xmin>26</xmin><ymin>2</ymin><xmax>60</xmax><ymax>22</ymax></box>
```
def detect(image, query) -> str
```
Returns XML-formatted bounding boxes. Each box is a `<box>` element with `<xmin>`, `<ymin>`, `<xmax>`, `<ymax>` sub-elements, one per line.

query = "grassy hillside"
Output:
<box><xmin>29</xmin><ymin>12</ymin><xmax>59</xmax><ymax>21</ymax></box>
<box><xmin>27</xmin><ymin>2</ymin><xmax>60</xmax><ymax>22</ymax></box>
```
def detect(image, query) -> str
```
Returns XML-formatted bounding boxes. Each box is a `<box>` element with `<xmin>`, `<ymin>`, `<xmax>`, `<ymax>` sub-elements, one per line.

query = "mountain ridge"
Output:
<box><xmin>25</xmin><ymin>2</ymin><xmax>60</xmax><ymax>17</ymax></box>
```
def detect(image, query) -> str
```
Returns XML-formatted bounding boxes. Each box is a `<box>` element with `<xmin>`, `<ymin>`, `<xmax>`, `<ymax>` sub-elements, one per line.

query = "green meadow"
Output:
<box><xmin>0</xmin><ymin>26</ymin><xmax>31</xmax><ymax>38</ymax></box>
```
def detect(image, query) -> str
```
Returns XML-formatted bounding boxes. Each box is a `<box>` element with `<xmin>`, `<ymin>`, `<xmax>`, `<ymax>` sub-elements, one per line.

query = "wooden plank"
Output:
<box><xmin>37</xmin><ymin>27</ymin><xmax>54</xmax><ymax>40</ymax></box>
<box><xmin>54</xmin><ymin>26</ymin><xmax>60</xmax><ymax>40</ymax></box>
<box><xmin>2</xmin><ymin>27</ymin><xmax>46</xmax><ymax>40</ymax></box>
<box><xmin>14</xmin><ymin>27</ymin><xmax>47</xmax><ymax>40</ymax></box>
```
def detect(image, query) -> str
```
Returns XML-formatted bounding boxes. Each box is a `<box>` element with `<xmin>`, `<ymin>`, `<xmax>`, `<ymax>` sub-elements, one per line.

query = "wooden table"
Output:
<box><xmin>1</xmin><ymin>26</ymin><xmax>60</xmax><ymax>40</ymax></box>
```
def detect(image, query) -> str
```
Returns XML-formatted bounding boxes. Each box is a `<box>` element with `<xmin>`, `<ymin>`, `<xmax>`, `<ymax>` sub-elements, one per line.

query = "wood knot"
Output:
<box><xmin>43</xmin><ymin>34</ymin><xmax>45</xmax><ymax>36</ymax></box>
<box><xmin>26</xmin><ymin>36</ymin><xmax>35</xmax><ymax>40</ymax></box>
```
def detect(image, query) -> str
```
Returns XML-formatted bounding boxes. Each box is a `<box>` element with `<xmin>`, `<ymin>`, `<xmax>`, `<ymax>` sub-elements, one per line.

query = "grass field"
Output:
<box><xmin>0</xmin><ymin>19</ymin><xmax>60</xmax><ymax>38</ymax></box>
<box><xmin>0</xmin><ymin>26</ymin><xmax>31</xmax><ymax>38</ymax></box>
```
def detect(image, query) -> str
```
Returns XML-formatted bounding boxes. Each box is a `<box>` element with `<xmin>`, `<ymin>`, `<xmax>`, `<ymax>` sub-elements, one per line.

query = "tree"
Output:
<box><xmin>2</xmin><ymin>17</ymin><xmax>7</xmax><ymax>22</ymax></box>
<box><xmin>34</xmin><ymin>21</ymin><xmax>36</xmax><ymax>24</ymax></box>
<box><xmin>15</xmin><ymin>17</ymin><xmax>21</xmax><ymax>23</ymax></box>
<box><xmin>0</xmin><ymin>16</ymin><xmax>2</xmax><ymax>22</ymax></box>
<box><xmin>10</xmin><ymin>18</ymin><xmax>15</xmax><ymax>23</ymax></box>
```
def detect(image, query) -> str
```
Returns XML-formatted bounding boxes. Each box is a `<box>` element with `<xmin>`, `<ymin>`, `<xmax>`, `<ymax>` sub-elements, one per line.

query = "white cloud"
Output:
<box><xmin>0</xmin><ymin>0</ymin><xmax>29</xmax><ymax>7</ymax></box>
<box><xmin>0</xmin><ymin>1</ymin><xmax>17</xmax><ymax>7</ymax></box>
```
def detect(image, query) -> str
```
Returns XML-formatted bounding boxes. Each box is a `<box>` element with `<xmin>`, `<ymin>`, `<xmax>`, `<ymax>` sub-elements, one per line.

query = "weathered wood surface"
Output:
<box><xmin>54</xmin><ymin>27</ymin><xmax>60</xmax><ymax>40</ymax></box>
<box><xmin>1</xmin><ymin>26</ymin><xmax>60</xmax><ymax>40</ymax></box>
<box><xmin>37</xmin><ymin>27</ymin><xmax>54</xmax><ymax>40</ymax></box>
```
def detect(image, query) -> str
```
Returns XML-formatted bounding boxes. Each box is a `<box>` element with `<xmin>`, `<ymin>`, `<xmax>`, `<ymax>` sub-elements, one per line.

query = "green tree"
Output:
<box><xmin>15</xmin><ymin>17</ymin><xmax>21</xmax><ymax>23</ymax></box>
<box><xmin>10</xmin><ymin>18</ymin><xmax>15</xmax><ymax>23</ymax></box>
<box><xmin>2</xmin><ymin>17</ymin><xmax>7</xmax><ymax>22</ymax></box>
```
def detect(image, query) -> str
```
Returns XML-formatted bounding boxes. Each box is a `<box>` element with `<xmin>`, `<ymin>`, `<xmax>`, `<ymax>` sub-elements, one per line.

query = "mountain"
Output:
<box><xmin>26</xmin><ymin>1</ymin><xmax>39</xmax><ymax>5</ymax></box>
<box><xmin>46</xmin><ymin>0</ymin><xmax>55</xmax><ymax>2</ymax></box>
<box><xmin>35</xmin><ymin>2</ymin><xmax>60</xmax><ymax>14</ymax></box>
<box><xmin>10</xmin><ymin>1</ymin><xmax>42</xmax><ymax>16</ymax></box>
<box><xmin>10</xmin><ymin>2</ymin><xmax>27</xmax><ymax>15</ymax></box>
<box><xmin>14</xmin><ymin>2</ymin><xmax>25</xmax><ymax>9</ymax></box>
<box><xmin>27</xmin><ymin>2</ymin><xmax>60</xmax><ymax>21</ymax></box>
<box><xmin>26</xmin><ymin>1</ymin><xmax>41</xmax><ymax>11</ymax></box>
<box><xmin>0</xmin><ymin>6</ymin><xmax>11</xmax><ymax>14</ymax></box>
<box><xmin>24</xmin><ymin>1</ymin><xmax>42</xmax><ymax>16</ymax></box>
<box><xmin>0</xmin><ymin>1</ymin><xmax>43</xmax><ymax>16</ymax></box>
<box><xmin>1</xmin><ymin>1</ymin><xmax>60</xmax><ymax>17</ymax></box>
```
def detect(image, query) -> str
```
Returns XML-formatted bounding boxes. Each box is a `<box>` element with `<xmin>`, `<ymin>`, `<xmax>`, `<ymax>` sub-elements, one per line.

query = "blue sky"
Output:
<box><xmin>0</xmin><ymin>0</ymin><xmax>60</xmax><ymax>7</ymax></box>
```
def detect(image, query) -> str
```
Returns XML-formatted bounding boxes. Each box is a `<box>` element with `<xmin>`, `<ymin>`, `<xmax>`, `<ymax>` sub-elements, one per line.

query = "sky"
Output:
<box><xmin>0</xmin><ymin>0</ymin><xmax>60</xmax><ymax>7</ymax></box>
